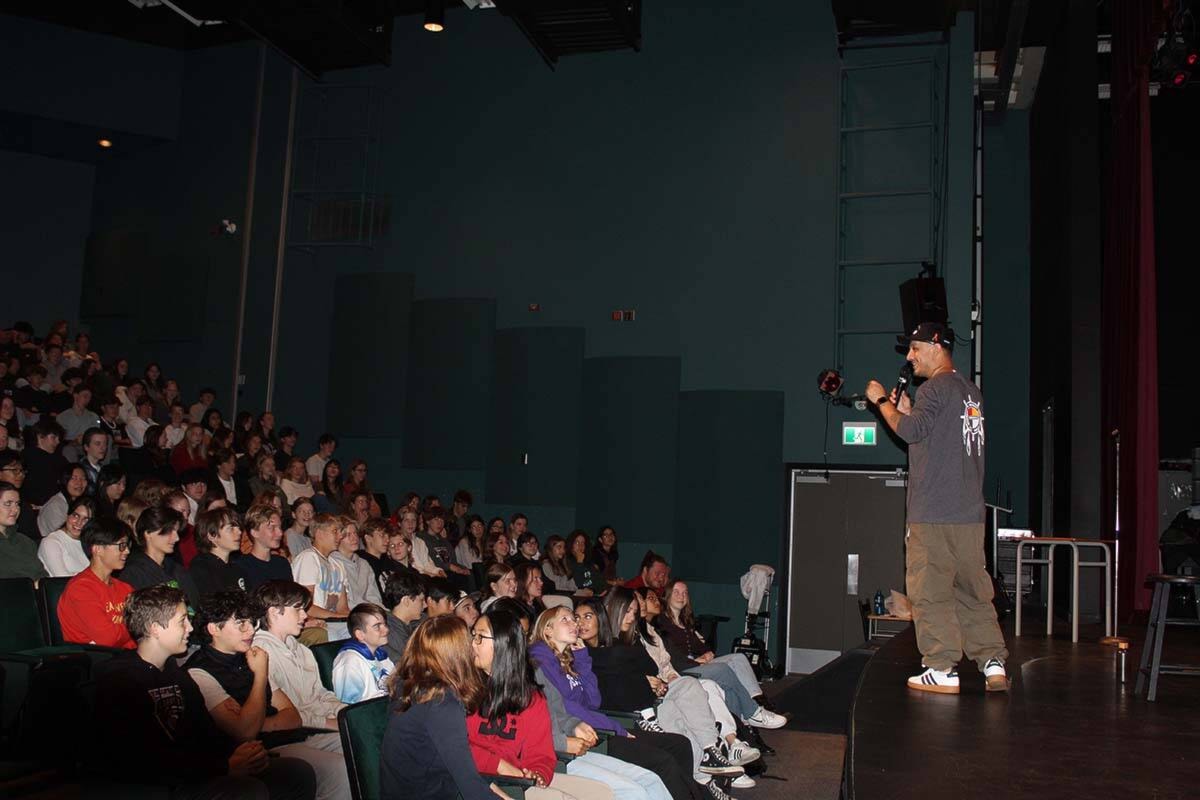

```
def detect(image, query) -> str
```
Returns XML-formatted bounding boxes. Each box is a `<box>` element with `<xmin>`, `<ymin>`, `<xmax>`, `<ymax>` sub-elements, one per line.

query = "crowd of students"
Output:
<box><xmin>0</xmin><ymin>320</ymin><xmax>787</xmax><ymax>800</ymax></box>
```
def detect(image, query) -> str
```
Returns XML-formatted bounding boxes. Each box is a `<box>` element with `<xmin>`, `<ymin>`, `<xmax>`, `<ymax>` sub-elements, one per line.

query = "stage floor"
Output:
<box><xmin>849</xmin><ymin>617</ymin><xmax>1200</xmax><ymax>800</ymax></box>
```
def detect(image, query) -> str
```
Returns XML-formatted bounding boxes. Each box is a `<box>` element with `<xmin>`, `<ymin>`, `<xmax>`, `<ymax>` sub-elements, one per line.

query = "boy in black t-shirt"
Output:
<box><xmin>236</xmin><ymin>504</ymin><xmax>293</xmax><ymax>590</ymax></box>
<box><xmin>94</xmin><ymin>585</ymin><xmax>315</xmax><ymax>799</ymax></box>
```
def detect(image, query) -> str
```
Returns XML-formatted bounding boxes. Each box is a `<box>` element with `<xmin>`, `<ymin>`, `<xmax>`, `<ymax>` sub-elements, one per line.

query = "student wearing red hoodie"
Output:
<box><xmin>58</xmin><ymin>515</ymin><xmax>136</xmax><ymax>649</ymax></box>
<box><xmin>466</xmin><ymin>608</ymin><xmax>612</xmax><ymax>800</ymax></box>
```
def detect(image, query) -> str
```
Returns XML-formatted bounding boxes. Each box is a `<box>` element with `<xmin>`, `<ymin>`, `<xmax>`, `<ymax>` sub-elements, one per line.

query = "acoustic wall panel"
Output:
<box><xmin>326</xmin><ymin>272</ymin><xmax>414</xmax><ymax>437</ymax></box>
<box><xmin>402</xmin><ymin>298</ymin><xmax>496</xmax><ymax>469</ymax></box>
<box><xmin>487</xmin><ymin>327</ymin><xmax>585</xmax><ymax>507</ymax></box>
<box><xmin>674</xmin><ymin>390</ymin><xmax>785</xmax><ymax>583</ymax></box>
<box><xmin>575</xmin><ymin>357</ymin><xmax>681</xmax><ymax>550</ymax></box>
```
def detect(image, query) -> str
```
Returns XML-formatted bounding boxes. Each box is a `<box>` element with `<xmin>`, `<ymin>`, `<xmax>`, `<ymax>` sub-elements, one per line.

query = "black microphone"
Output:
<box><xmin>892</xmin><ymin>362</ymin><xmax>914</xmax><ymax>402</ymax></box>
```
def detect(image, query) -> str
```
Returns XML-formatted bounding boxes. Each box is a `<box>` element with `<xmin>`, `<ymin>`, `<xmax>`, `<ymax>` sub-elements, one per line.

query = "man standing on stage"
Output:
<box><xmin>866</xmin><ymin>322</ymin><xmax>1009</xmax><ymax>694</ymax></box>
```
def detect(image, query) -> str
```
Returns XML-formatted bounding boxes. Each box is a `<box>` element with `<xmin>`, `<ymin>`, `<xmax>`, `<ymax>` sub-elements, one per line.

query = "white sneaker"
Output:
<box><xmin>907</xmin><ymin>666</ymin><xmax>960</xmax><ymax>694</ymax></box>
<box><xmin>983</xmin><ymin>658</ymin><xmax>1009</xmax><ymax>692</ymax></box>
<box><xmin>744</xmin><ymin>707</ymin><xmax>787</xmax><ymax>729</ymax></box>
<box><xmin>731</xmin><ymin>774</ymin><xmax>757</xmax><ymax>789</ymax></box>
<box><xmin>722</xmin><ymin>738</ymin><xmax>761</xmax><ymax>766</ymax></box>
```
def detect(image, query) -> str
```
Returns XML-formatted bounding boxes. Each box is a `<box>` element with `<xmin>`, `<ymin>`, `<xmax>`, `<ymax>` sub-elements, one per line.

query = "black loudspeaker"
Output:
<box><xmin>899</xmin><ymin>277</ymin><xmax>948</xmax><ymax>332</ymax></box>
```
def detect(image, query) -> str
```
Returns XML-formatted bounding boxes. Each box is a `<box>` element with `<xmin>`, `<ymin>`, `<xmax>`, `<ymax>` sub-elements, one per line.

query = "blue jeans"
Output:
<box><xmin>568</xmin><ymin>751</ymin><xmax>672</xmax><ymax>800</ymax></box>
<box><xmin>682</xmin><ymin>660</ymin><xmax>758</xmax><ymax>720</ymax></box>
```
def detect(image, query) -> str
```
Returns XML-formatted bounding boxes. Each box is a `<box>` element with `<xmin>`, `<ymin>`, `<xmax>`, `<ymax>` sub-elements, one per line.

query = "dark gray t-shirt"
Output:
<box><xmin>895</xmin><ymin>370</ymin><xmax>986</xmax><ymax>524</ymax></box>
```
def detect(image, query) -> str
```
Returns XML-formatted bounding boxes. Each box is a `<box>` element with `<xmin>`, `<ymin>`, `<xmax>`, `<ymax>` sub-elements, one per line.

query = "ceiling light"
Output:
<box><xmin>424</xmin><ymin>0</ymin><xmax>444</xmax><ymax>32</ymax></box>
<box><xmin>97</xmin><ymin>139</ymin><xmax>113</xmax><ymax>149</ymax></box>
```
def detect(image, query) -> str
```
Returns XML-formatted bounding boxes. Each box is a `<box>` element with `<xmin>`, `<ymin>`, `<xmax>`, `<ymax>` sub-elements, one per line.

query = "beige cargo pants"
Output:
<box><xmin>906</xmin><ymin>522</ymin><xmax>1009</xmax><ymax>672</ymax></box>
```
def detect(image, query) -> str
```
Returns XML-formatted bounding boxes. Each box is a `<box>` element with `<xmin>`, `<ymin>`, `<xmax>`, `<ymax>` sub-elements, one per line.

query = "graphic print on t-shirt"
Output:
<box><xmin>961</xmin><ymin>395</ymin><xmax>985</xmax><ymax>456</ymax></box>
<box><xmin>148</xmin><ymin>684</ymin><xmax>185</xmax><ymax>740</ymax></box>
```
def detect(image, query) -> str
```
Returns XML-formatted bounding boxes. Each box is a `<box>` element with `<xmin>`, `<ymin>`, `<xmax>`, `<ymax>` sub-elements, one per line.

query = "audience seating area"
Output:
<box><xmin>0</xmin><ymin>319</ymin><xmax>784</xmax><ymax>800</ymax></box>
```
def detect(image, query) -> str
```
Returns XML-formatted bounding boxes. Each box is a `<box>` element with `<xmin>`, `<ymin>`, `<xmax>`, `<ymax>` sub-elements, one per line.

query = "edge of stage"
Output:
<box><xmin>846</xmin><ymin>618</ymin><xmax>1200</xmax><ymax>800</ymax></box>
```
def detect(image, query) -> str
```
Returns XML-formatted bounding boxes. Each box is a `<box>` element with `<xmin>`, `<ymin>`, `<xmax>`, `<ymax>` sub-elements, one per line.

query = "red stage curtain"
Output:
<box><xmin>1104</xmin><ymin>0</ymin><xmax>1160</xmax><ymax>613</ymax></box>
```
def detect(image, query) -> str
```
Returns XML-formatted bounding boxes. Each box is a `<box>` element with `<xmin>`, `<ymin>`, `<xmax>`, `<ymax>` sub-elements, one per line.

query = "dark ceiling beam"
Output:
<box><xmin>993</xmin><ymin>0</ymin><xmax>1030</xmax><ymax>114</ymax></box>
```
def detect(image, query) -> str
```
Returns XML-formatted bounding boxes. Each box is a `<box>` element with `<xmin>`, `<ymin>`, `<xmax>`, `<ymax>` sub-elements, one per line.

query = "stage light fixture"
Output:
<box><xmin>97</xmin><ymin>138</ymin><xmax>113</xmax><ymax>148</ymax></box>
<box><xmin>1188</xmin><ymin>52</ymin><xmax>1198</xmax><ymax>66</ymax></box>
<box><xmin>424</xmin><ymin>0</ymin><xmax>444</xmax><ymax>32</ymax></box>
<box><xmin>1173</xmin><ymin>70</ymin><xmax>1188</xmax><ymax>86</ymax></box>
<box><xmin>817</xmin><ymin>368</ymin><xmax>844</xmax><ymax>398</ymax></box>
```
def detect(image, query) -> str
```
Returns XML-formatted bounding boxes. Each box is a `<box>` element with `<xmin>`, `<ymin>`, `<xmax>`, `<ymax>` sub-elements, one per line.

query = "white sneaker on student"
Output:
<box><xmin>722</xmin><ymin>738</ymin><xmax>761</xmax><ymax>766</ymax></box>
<box><xmin>744</xmin><ymin>707</ymin><xmax>787</xmax><ymax>729</ymax></box>
<box><xmin>731</xmin><ymin>774</ymin><xmax>757</xmax><ymax>789</ymax></box>
<box><xmin>906</xmin><ymin>666</ymin><xmax>960</xmax><ymax>694</ymax></box>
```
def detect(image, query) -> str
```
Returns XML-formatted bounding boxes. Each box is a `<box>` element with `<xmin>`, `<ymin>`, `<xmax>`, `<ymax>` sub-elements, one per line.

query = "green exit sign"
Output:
<box><xmin>842</xmin><ymin>422</ymin><xmax>877</xmax><ymax>446</ymax></box>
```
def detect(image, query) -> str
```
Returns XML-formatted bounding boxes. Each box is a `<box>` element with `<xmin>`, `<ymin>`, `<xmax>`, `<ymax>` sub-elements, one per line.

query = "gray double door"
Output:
<box><xmin>785</xmin><ymin>468</ymin><xmax>908</xmax><ymax>674</ymax></box>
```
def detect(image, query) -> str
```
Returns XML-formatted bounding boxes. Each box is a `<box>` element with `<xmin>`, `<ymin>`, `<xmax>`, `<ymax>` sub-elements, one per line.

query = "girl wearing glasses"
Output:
<box><xmin>380</xmin><ymin>614</ymin><xmax>510</xmax><ymax>800</ymax></box>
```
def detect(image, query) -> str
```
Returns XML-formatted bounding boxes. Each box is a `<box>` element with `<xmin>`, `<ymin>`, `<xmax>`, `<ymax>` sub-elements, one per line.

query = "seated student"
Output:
<box><xmin>623</xmin><ymin>552</ymin><xmax>670</xmax><ymax>598</ymax></box>
<box><xmin>330</xmin><ymin>518</ymin><xmax>383</xmax><ymax>607</ymax></box>
<box><xmin>479</xmin><ymin>561</ymin><xmax>518</xmax><ymax>614</ymax></box>
<box><xmin>379</xmin><ymin>526</ymin><xmax>420</xmax><ymax>591</ymax></box>
<box><xmin>94</xmin><ymin>585</ymin><xmax>317</xmax><ymax>800</ymax></box>
<box><xmin>0</xmin><ymin>480</ymin><xmax>48</xmax><ymax>581</ymax></box>
<box><xmin>208</xmin><ymin>447</ymin><xmax>249</xmax><ymax>512</ymax></box>
<box><xmin>237</xmin><ymin>503</ymin><xmax>294</xmax><ymax>591</ymax></box>
<box><xmin>119</xmin><ymin>505</ymin><xmax>199</xmax><ymax>607</ymax></box>
<box><xmin>187</xmin><ymin>592</ymin><xmax>350</xmax><ymax>800</ymax></box>
<box><xmin>425</xmin><ymin>576</ymin><xmax>461</xmax><ymax>618</ymax></box>
<box><xmin>38</xmin><ymin>495</ymin><xmax>93</xmax><ymax>577</ymax></box>
<box><xmin>37</xmin><ymin>463</ymin><xmax>88</xmax><ymax>538</ymax></box>
<box><xmin>57</xmin><ymin>516</ymin><xmax>136</xmax><ymax>649</ymax></box>
<box><xmin>510</xmin><ymin>532</ymin><xmax>541</xmax><ymax>569</ymax></box>
<box><xmin>419</xmin><ymin>507</ymin><xmax>472</xmax><ymax>582</ymax></box>
<box><xmin>20</xmin><ymin>418</ymin><xmax>68</xmax><ymax>507</ymax></box>
<box><xmin>455</xmin><ymin>515</ymin><xmax>487</xmax><ymax>572</ymax></box>
<box><xmin>383</xmin><ymin>570</ymin><xmax>427</xmax><ymax>663</ymax></box>
<box><xmin>399</xmin><ymin>508</ymin><xmax>445</xmax><ymax>578</ymax></box>
<box><xmin>381</xmin><ymin>614</ymin><xmax>511</xmax><ymax>800</ymax></box>
<box><xmin>655</xmin><ymin>581</ymin><xmax>783</xmax><ymax>728</ymax></box>
<box><xmin>290</xmin><ymin>513</ymin><xmax>350</xmax><ymax>645</ymax></box>
<box><xmin>514</xmin><ymin>561</ymin><xmax>552</xmax><ymax>623</ymax></box>
<box><xmin>251</xmin><ymin>580</ymin><xmax>346</xmax><ymax>730</ymax></box>
<box><xmin>0</xmin><ymin>451</ymin><xmax>39</xmax><ymax>541</ymax></box>
<box><xmin>331</xmin><ymin>602</ymin><xmax>395</xmax><ymax>704</ymax></box>
<box><xmin>455</xmin><ymin>592</ymin><xmax>482</xmax><ymax>629</ymax></box>
<box><xmin>592</xmin><ymin>527</ymin><xmax>620</xmax><ymax>585</ymax></box>
<box><xmin>467</xmin><ymin>608</ymin><xmax>613</xmax><ymax>800</ymax></box>
<box><xmin>541</xmin><ymin>535</ymin><xmax>578</xmax><ymax>595</ymax></box>
<box><xmin>566</xmin><ymin>530</ymin><xmax>601</xmax><ymax>597</ymax></box>
<box><xmin>191</xmin><ymin>506</ymin><xmax>249</xmax><ymax>597</ymax></box>
<box><xmin>356</xmin><ymin>517</ymin><xmax>391</xmax><ymax>590</ymax></box>
<box><xmin>284</xmin><ymin>496</ymin><xmax>315</xmax><ymax>557</ymax></box>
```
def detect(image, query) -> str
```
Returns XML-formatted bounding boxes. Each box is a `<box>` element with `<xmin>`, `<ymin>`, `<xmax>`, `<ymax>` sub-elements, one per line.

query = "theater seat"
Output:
<box><xmin>0</xmin><ymin>578</ymin><xmax>122</xmax><ymax>752</ymax></box>
<box><xmin>337</xmin><ymin>697</ymin><xmax>535</xmax><ymax>800</ymax></box>
<box><xmin>311</xmin><ymin>640</ymin><xmax>342</xmax><ymax>692</ymax></box>
<box><xmin>37</xmin><ymin>577</ymin><xmax>70</xmax><ymax>646</ymax></box>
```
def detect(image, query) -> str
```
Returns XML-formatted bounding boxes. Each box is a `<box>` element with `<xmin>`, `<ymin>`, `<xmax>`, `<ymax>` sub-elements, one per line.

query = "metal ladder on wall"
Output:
<box><xmin>833</xmin><ymin>48</ymin><xmax>950</xmax><ymax>374</ymax></box>
<box><xmin>288</xmin><ymin>84</ymin><xmax>386</xmax><ymax>249</ymax></box>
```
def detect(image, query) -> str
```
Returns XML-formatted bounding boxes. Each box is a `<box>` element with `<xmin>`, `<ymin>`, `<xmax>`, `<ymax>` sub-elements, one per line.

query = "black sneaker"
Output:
<box><xmin>699</xmin><ymin>746</ymin><xmax>744</xmax><ymax>776</ymax></box>
<box><xmin>636</xmin><ymin>716</ymin><xmax>665</xmax><ymax>733</ymax></box>
<box><xmin>703</xmin><ymin>777</ymin><xmax>735</xmax><ymax>800</ymax></box>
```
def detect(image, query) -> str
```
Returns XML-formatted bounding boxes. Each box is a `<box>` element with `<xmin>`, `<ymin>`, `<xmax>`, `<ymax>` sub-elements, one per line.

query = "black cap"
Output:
<box><xmin>896</xmin><ymin>321</ymin><xmax>954</xmax><ymax>350</ymax></box>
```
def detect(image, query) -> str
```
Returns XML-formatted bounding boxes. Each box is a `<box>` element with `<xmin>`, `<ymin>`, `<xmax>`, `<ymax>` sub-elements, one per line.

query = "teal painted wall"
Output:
<box><xmin>982</xmin><ymin>112</ymin><xmax>1031</xmax><ymax>525</ymax></box>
